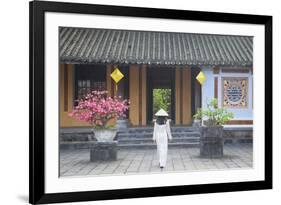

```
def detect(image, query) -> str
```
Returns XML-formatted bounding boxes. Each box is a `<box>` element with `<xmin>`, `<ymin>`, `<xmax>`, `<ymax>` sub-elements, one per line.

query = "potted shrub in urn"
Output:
<box><xmin>69</xmin><ymin>90</ymin><xmax>129</xmax><ymax>142</ymax></box>
<box><xmin>193</xmin><ymin>98</ymin><xmax>234</xmax><ymax>158</ymax></box>
<box><xmin>193</xmin><ymin>108</ymin><xmax>203</xmax><ymax>128</ymax></box>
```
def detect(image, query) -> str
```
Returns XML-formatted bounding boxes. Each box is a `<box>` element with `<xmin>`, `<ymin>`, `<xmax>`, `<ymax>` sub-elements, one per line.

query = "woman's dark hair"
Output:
<box><xmin>156</xmin><ymin>116</ymin><xmax>167</xmax><ymax>125</ymax></box>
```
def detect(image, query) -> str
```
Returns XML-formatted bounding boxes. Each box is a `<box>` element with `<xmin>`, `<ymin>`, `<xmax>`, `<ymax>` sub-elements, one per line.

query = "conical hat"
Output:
<box><xmin>155</xmin><ymin>108</ymin><xmax>169</xmax><ymax>116</ymax></box>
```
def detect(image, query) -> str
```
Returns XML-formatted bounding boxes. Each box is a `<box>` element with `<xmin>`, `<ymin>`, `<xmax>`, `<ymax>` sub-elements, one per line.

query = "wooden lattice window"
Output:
<box><xmin>77</xmin><ymin>80</ymin><xmax>90</xmax><ymax>100</ymax></box>
<box><xmin>75</xmin><ymin>64</ymin><xmax>106</xmax><ymax>103</ymax></box>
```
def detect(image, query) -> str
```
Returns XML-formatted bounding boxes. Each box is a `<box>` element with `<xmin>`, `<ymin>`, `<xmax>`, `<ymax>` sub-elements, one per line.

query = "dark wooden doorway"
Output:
<box><xmin>147</xmin><ymin>67</ymin><xmax>175</xmax><ymax>125</ymax></box>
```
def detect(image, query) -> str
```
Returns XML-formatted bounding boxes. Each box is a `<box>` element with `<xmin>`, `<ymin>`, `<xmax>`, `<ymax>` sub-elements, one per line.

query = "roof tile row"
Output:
<box><xmin>59</xmin><ymin>27</ymin><xmax>253</xmax><ymax>66</ymax></box>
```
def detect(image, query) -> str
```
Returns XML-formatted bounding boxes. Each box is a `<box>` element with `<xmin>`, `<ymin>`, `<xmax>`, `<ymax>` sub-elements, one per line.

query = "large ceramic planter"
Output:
<box><xmin>93</xmin><ymin>129</ymin><xmax>117</xmax><ymax>142</ymax></box>
<box><xmin>90</xmin><ymin>129</ymin><xmax>118</xmax><ymax>162</ymax></box>
<box><xmin>200</xmin><ymin>126</ymin><xmax>224</xmax><ymax>158</ymax></box>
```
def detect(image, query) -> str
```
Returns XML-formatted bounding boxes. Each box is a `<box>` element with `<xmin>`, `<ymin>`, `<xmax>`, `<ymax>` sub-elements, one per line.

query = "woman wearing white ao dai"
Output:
<box><xmin>152</xmin><ymin>109</ymin><xmax>172</xmax><ymax>169</ymax></box>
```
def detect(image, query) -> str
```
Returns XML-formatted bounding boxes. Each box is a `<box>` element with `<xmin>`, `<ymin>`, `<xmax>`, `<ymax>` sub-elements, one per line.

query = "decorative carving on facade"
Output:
<box><xmin>222</xmin><ymin>77</ymin><xmax>248</xmax><ymax>108</ymax></box>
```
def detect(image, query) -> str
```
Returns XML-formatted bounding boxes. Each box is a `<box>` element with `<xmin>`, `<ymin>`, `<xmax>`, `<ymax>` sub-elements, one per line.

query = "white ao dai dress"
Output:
<box><xmin>152</xmin><ymin>120</ymin><xmax>172</xmax><ymax>167</ymax></box>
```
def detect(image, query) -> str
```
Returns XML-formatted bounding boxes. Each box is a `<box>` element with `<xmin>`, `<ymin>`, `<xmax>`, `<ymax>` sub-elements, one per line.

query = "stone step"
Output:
<box><xmin>116</xmin><ymin>132</ymin><xmax>200</xmax><ymax>139</ymax></box>
<box><xmin>60</xmin><ymin>141</ymin><xmax>94</xmax><ymax>150</ymax></box>
<box><xmin>117</xmin><ymin>136</ymin><xmax>199</xmax><ymax>144</ymax></box>
<box><xmin>59</xmin><ymin>126</ymin><xmax>201</xmax><ymax>149</ymax></box>
<box><xmin>60</xmin><ymin>131</ymin><xmax>201</xmax><ymax>141</ymax></box>
<box><xmin>60</xmin><ymin>141</ymin><xmax>200</xmax><ymax>150</ymax></box>
<box><xmin>118</xmin><ymin>127</ymin><xmax>198</xmax><ymax>134</ymax></box>
<box><xmin>117</xmin><ymin>142</ymin><xmax>200</xmax><ymax>149</ymax></box>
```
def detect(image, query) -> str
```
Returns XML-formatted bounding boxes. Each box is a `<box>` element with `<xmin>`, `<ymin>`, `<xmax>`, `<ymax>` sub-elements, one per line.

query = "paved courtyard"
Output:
<box><xmin>60</xmin><ymin>144</ymin><xmax>253</xmax><ymax>177</ymax></box>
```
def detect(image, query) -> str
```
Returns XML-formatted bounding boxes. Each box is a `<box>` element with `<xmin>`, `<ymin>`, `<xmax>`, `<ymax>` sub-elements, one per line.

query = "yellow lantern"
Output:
<box><xmin>110</xmin><ymin>67</ymin><xmax>124</xmax><ymax>93</ymax></box>
<box><xmin>196</xmin><ymin>71</ymin><xmax>206</xmax><ymax>85</ymax></box>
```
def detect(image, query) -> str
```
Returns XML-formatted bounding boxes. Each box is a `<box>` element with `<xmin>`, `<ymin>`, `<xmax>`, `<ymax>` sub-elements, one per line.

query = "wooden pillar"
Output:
<box><xmin>59</xmin><ymin>64</ymin><xmax>64</xmax><ymax>127</ymax></box>
<box><xmin>106</xmin><ymin>65</ymin><xmax>113</xmax><ymax>97</ymax></box>
<box><xmin>60</xmin><ymin>64</ymin><xmax>74</xmax><ymax>113</ymax></box>
<box><xmin>182</xmin><ymin>67</ymin><xmax>192</xmax><ymax>125</ymax></box>
<box><xmin>175</xmin><ymin>67</ymin><xmax>181</xmax><ymax>125</ymax></box>
<box><xmin>141</xmin><ymin>65</ymin><xmax>147</xmax><ymax>126</ymax></box>
<box><xmin>214</xmin><ymin>77</ymin><xmax>218</xmax><ymax>99</ymax></box>
<box><xmin>129</xmin><ymin>65</ymin><xmax>140</xmax><ymax>126</ymax></box>
<box><xmin>60</xmin><ymin>63</ymin><xmax>74</xmax><ymax>127</ymax></box>
<box><xmin>67</xmin><ymin>64</ymin><xmax>74</xmax><ymax>112</ymax></box>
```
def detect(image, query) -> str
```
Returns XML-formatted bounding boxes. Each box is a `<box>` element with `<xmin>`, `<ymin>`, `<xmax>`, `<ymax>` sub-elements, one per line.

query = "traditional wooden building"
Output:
<box><xmin>59</xmin><ymin>27</ymin><xmax>253</xmax><ymax>128</ymax></box>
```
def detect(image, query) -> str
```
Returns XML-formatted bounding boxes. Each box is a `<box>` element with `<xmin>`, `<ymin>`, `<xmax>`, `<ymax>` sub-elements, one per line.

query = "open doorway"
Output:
<box><xmin>153</xmin><ymin>88</ymin><xmax>172</xmax><ymax>116</ymax></box>
<box><xmin>147</xmin><ymin>67</ymin><xmax>175</xmax><ymax>124</ymax></box>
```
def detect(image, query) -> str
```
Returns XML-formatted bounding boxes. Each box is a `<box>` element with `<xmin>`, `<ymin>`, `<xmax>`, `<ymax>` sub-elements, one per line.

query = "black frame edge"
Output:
<box><xmin>29</xmin><ymin>1</ymin><xmax>34</xmax><ymax>203</ymax></box>
<box><xmin>35</xmin><ymin>181</ymin><xmax>270</xmax><ymax>204</ymax></box>
<box><xmin>264</xmin><ymin>16</ymin><xmax>273</xmax><ymax>189</ymax></box>
<box><xmin>29</xmin><ymin>1</ymin><xmax>46</xmax><ymax>204</ymax></box>
<box><xmin>32</xmin><ymin>0</ymin><xmax>270</xmax><ymax>24</ymax></box>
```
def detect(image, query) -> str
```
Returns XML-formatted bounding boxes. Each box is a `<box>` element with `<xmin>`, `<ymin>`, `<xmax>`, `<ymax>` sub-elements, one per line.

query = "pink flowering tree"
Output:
<box><xmin>69</xmin><ymin>91</ymin><xmax>129</xmax><ymax>129</ymax></box>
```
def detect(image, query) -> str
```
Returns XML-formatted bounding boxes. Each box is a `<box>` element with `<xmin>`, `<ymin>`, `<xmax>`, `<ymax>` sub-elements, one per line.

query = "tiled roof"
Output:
<box><xmin>59</xmin><ymin>27</ymin><xmax>253</xmax><ymax>66</ymax></box>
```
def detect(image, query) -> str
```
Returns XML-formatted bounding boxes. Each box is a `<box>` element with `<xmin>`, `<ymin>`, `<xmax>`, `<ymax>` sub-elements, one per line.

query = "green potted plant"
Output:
<box><xmin>69</xmin><ymin>90</ymin><xmax>129</xmax><ymax>142</ymax></box>
<box><xmin>193</xmin><ymin>98</ymin><xmax>234</xmax><ymax>158</ymax></box>
<box><xmin>193</xmin><ymin>108</ymin><xmax>203</xmax><ymax>128</ymax></box>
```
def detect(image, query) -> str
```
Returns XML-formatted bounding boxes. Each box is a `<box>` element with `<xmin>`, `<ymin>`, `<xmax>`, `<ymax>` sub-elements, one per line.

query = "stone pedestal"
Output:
<box><xmin>200</xmin><ymin>126</ymin><xmax>223</xmax><ymax>158</ymax></box>
<box><xmin>90</xmin><ymin>141</ymin><xmax>118</xmax><ymax>162</ymax></box>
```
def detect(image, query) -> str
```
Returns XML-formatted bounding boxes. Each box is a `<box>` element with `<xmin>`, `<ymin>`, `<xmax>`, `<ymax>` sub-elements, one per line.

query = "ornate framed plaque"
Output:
<box><xmin>222</xmin><ymin>77</ymin><xmax>248</xmax><ymax>108</ymax></box>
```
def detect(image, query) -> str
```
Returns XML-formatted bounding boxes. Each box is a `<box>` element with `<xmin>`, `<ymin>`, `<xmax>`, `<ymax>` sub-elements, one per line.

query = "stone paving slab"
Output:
<box><xmin>60</xmin><ymin>144</ymin><xmax>253</xmax><ymax>177</ymax></box>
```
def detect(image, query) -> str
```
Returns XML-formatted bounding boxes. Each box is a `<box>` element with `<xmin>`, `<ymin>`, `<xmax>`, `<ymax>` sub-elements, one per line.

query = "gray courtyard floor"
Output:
<box><xmin>60</xmin><ymin>144</ymin><xmax>253</xmax><ymax>177</ymax></box>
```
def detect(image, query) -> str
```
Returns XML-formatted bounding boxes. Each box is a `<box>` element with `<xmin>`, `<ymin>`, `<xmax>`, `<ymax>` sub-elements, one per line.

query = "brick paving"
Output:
<box><xmin>60</xmin><ymin>144</ymin><xmax>253</xmax><ymax>177</ymax></box>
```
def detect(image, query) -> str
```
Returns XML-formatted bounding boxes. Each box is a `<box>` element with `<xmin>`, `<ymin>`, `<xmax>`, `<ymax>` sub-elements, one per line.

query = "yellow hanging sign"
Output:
<box><xmin>110</xmin><ymin>68</ymin><xmax>124</xmax><ymax>93</ymax></box>
<box><xmin>196</xmin><ymin>71</ymin><xmax>206</xmax><ymax>85</ymax></box>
